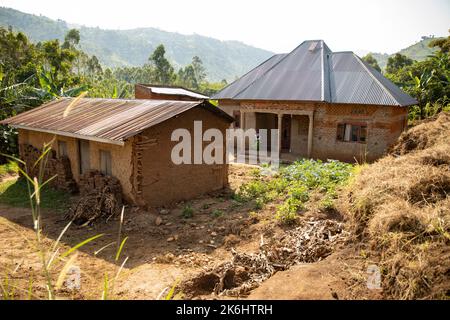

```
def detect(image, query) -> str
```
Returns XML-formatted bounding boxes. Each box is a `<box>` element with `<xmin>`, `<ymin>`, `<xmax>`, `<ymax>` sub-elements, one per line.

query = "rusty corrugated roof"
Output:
<box><xmin>0</xmin><ymin>98</ymin><xmax>232</xmax><ymax>145</ymax></box>
<box><xmin>213</xmin><ymin>40</ymin><xmax>417</xmax><ymax>107</ymax></box>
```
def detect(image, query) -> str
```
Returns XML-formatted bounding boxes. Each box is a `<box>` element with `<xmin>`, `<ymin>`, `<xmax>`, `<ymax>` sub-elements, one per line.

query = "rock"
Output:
<box><xmin>211</xmin><ymin>232</ymin><xmax>218</xmax><ymax>237</ymax></box>
<box><xmin>167</xmin><ymin>237</ymin><xmax>175</xmax><ymax>242</ymax></box>
<box><xmin>165</xmin><ymin>253</ymin><xmax>175</xmax><ymax>262</ymax></box>
<box><xmin>165</xmin><ymin>222</ymin><xmax>172</xmax><ymax>226</ymax></box>
<box><xmin>174</xmin><ymin>234</ymin><xmax>179</xmax><ymax>241</ymax></box>
<box><xmin>210</xmin><ymin>240</ymin><xmax>215</xmax><ymax>244</ymax></box>
<box><xmin>199</xmin><ymin>240</ymin><xmax>204</xmax><ymax>244</ymax></box>
<box><xmin>160</xmin><ymin>209</ymin><xmax>170</xmax><ymax>215</ymax></box>
<box><xmin>155</xmin><ymin>216</ymin><xmax>163</xmax><ymax>226</ymax></box>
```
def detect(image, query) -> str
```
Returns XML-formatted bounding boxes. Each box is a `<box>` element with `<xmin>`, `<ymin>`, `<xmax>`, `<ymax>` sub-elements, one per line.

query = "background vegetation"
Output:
<box><xmin>0</xmin><ymin>7</ymin><xmax>272</xmax><ymax>82</ymax></box>
<box><xmin>362</xmin><ymin>30</ymin><xmax>450</xmax><ymax>122</ymax></box>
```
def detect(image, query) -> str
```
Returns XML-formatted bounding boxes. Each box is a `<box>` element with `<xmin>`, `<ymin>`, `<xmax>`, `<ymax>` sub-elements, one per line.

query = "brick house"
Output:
<box><xmin>212</xmin><ymin>40</ymin><xmax>417</xmax><ymax>162</ymax></box>
<box><xmin>135</xmin><ymin>84</ymin><xmax>209</xmax><ymax>101</ymax></box>
<box><xmin>1</xmin><ymin>98</ymin><xmax>233</xmax><ymax>206</ymax></box>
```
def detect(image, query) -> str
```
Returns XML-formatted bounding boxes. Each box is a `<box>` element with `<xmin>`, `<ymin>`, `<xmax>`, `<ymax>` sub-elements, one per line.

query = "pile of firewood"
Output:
<box><xmin>66</xmin><ymin>170</ymin><xmax>123</xmax><ymax>225</ymax></box>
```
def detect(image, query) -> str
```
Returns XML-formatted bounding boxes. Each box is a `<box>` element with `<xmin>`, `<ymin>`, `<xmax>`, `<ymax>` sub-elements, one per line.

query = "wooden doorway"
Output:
<box><xmin>281</xmin><ymin>115</ymin><xmax>291</xmax><ymax>151</ymax></box>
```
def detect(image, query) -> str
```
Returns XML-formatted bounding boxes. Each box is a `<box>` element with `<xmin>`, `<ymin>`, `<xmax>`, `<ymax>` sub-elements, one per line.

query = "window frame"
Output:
<box><xmin>336</xmin><ymin>122</ymin><xmax>368</xmax><ymax>144</ymax></box>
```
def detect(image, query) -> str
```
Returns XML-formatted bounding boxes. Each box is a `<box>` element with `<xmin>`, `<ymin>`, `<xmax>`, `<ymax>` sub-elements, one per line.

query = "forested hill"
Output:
<box><xmin>0</xmin><ymin>7</ymin><xmax>273</xmax><ymax>82</ymax></box>
<box><xmin>371</xmin><ymin>37</ymin><xmax>439</xmax><ymax>69</ymax></box>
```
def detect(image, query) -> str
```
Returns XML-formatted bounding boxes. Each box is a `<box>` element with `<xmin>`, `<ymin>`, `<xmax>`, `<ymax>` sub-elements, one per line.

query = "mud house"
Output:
<box><xmin>213</xmin><ymin>40</ymin><xmax>418</xmax><ymax>162</ymax></box>
<box><xmin>0</xmin><ymin>98</ymin><xmax>233</xmax><ymax>206</ymax></box>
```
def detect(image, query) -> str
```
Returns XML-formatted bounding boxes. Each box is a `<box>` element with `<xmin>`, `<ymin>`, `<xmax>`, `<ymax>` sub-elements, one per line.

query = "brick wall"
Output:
<box><xmin>217</xmin><ymin>100</ymin><xmax>408</xmax><ymax>162</ymax></box>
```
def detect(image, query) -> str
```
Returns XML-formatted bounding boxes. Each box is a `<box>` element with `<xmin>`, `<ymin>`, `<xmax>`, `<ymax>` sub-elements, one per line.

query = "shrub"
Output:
<box><xmin>182</xmin><ymin>204</ymin><xmax>194</xmax><ymax>218</ymax></box>
<box><xmin>211</xmin><ymin>209</ymin><xmax>224</xmax><ymax>218</ymax></box>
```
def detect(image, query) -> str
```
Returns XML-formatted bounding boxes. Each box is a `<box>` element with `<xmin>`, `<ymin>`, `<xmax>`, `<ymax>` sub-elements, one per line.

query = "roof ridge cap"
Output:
<box><xmin>232</xmin><ymin>41</ymin><xmax>309</xmax><ymax>98</ymax></box>
<box><xmin>353</xmin><ymin>53</ymin><xmax>399</xmax><ymax>106</ymax></box>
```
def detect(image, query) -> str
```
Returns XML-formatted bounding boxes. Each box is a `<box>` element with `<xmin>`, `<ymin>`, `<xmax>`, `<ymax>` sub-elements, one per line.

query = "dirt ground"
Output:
<box><xmin>0</xmin><ymin>164</ymin><xmax>372</xmax><ymax>300</ymax></box>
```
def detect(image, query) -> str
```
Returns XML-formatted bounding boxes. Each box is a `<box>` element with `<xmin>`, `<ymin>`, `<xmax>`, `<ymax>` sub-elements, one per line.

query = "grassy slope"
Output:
<box><xmin>338</xmin><ymin>112</ymin><xmax>450</xmax><ymax>299</ymax></box>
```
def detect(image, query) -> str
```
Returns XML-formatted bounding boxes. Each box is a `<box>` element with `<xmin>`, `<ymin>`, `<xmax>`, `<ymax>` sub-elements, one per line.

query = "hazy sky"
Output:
<box><xmin>1</xmin><ymin>0</ymin><xmax>449</xmax><ymax>54</ymax></box>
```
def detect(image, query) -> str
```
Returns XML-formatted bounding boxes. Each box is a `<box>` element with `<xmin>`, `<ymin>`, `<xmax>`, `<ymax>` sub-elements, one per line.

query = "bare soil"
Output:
<box><xmin>0</xmin><ymin>164</ymin><xmax>371</xmax><ymax>300</ymax></box>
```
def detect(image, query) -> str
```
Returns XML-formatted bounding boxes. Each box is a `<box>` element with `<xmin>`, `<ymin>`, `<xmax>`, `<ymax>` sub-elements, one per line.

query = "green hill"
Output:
<box><xmin>0</xmin><ymin>7</ymin><xmax>273</xmax><ymax>82</ymax></box>
<box><xmin>371</xmin><ymin>37</ymin><xmax>439</xmax><ymax>70</ymax></box>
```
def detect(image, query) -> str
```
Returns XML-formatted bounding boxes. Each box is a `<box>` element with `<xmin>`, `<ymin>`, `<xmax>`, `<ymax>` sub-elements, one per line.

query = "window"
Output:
<box><xmin>100</xmin><ymin>150</ymin><xmax>112</xmax><ymax>176</ymax></box>
<box><xmin>233</xmin><ymin>110</ymin><xmax>241</xmax><ymax>128</ymax></box>
<box><xmin>58</xmin><ymin>140</ymin><xmax>68</xmax><ymax>157</ymax></box>
<box><xmin>337</xmin><ymin>123</ymin><xmax>367</xmax><ymax>143</ymax></box>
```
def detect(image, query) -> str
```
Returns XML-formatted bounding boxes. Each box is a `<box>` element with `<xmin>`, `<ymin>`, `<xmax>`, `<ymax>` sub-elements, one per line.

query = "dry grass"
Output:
<box><xmin>339</xmin><ymin>112</ymin><xmax>450</xmax><ymax>299</ymax></box>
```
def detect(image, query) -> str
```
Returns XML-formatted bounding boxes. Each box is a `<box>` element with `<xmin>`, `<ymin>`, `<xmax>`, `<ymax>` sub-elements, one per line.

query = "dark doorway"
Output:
<box><xmin>281</xmin><ymin>115</ymin><xmax>291</xmax><ymax>151</ymax></box>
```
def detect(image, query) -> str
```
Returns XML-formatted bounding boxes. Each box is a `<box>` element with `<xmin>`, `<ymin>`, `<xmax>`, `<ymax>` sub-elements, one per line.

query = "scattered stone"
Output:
<box><xmin>211</xmin><ymin>232</ymin><xmax>218</xmax><ymax>237</ymax></box>
<box><xmin>167</xmin><ymin>237</ymin><xmax>175</xmax><ymax>242</ymax></box>
<box><xmin>199</xmin><ymin>240</ymin><xmax>204</xmax><ymax>244</ymax></box>
<box><xmin>160</xmin><ymin>209</ymin><xmax>170</xmax><ymax>215</ymax></box>
<box><xmin>165</xmin><ymin>222</ymin><xmax>172</xmax><ymax>226</ymax></box>
<box><xmin>155</xmin><ymin>216</ymin><xmax>163</xmax><ymax>226</ymax></box>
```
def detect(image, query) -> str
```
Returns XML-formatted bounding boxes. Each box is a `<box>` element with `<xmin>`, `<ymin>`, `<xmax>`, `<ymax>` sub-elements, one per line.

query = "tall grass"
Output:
<box><xmin>0</xmin><ymin>139</ymin><xmax>128</xmax><ymax>300</ymax></box>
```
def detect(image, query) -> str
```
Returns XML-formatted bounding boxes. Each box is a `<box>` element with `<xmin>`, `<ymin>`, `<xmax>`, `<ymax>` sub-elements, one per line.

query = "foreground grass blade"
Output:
<box><xmin>60</xmin><ymin>234</ymin><xmax>104</xmax><ymax>258</ymax></box>
<box><xmin>115</xmin><ymin>236</ymin><xmax>128</xmax><ymax>262</ymax></box>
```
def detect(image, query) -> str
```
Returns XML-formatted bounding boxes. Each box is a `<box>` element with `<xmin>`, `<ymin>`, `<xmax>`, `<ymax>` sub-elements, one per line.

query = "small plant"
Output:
<box><xmin>275</xmin><ymin>197</ymin><xmax>303</xmax><ymax>224</ymax></box>
<box><xmin>202</xmin><ymin>203</ymin><xmax>210</xmax><ymax>210</ymax></box>
<box><xmin>254</xmin><ymin>198</ymin><xmax>264</xmax><ymax>210</ymax></box>
<box><xmin>182</xmin><ymin>204</ymin><xmax>194</xmax><ymax>218</ymax></box>
<box><xmin>211</xmin><ymin>209</ymin><xmax>223</xmax><ymax>218</ymax></box>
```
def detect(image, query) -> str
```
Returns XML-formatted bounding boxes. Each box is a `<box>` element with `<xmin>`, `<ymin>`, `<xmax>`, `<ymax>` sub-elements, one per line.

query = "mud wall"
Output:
<box><xmin>132</xmin><ymin>106</ymin><xmax>229</xmax><ymax>207</ymax></box>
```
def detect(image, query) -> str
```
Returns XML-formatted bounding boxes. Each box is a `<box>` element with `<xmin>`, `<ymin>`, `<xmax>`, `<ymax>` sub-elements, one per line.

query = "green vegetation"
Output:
<box><xmin>0</xmin><ymin>177</ymin><xmax>70</xmax><ymax>211</ymax></box>
<box><xmin>362</xmin><ymin>53</ymin><xmax>382</xmax><ymax>72</ymax></box>
<box><xmin>371</xmin><ymin>36</ymin><xmax>439</xmax><ymax>69</ymax></box>
<box><xmin>364</xmin><ymin>31</ymin><xmax>450</xmax><ymax>122</ymax></box>
<box><xmin>182</xmin><ymin>204</ymin><xmax>194</xmax><ymax>219</ymax></box>
<box><xmin>0</xmin><ymin>161</ymin><xmax>18</xmax><ymax>176</ymax></box>
<box><xmin>236</xmin><ymin>159</ymin><xmax>354</xmax><ymax>224</ymax></box>
<box><xmin>211</xmin><ymin>209</ymin><xmax>224</xmax><ymax>218</ymax></box>
<box><xmin>0</xmin><ymin>26</ymin><xmax>228</xmax><ymax>163</ymax></box>
<box><xmin>0</xmin><ymin>7</ymin><xmax>272</xmax><ymax>82</ymax></box>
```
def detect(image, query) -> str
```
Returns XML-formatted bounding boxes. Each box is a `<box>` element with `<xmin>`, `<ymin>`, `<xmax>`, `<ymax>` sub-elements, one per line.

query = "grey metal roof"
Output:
<box><xmin>138</xmin><ymin>84</ymin><xmax>209</xmax><ymax>99</ymax></box>
<box><xmin>0</xmin><ymin>98</ymin><xmax>232</xmax><ymax>145</ymax></box>
<box><xmin>213</xmin><ymin>40</ymin><xmax>417</xmax><ymax>107</ymax></box>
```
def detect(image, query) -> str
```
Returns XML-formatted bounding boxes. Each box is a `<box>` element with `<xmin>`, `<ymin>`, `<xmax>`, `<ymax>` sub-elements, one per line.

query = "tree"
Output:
<box><xmin>148</xmin><ymin>44</ymin><xmax>174</xmax><ymax>85</ymax></box>
<box><xmin>429</xmin><ymin>29</ymin><xmax>450</xmax><ymax>53</ymax></box>
<box><xmin>62</xmin><ymin>29</ymin><xmax>80</xmax><ymax>49</ymax></box>
<box><xmin>362</xmin><ymin>54</ymin><xmax>381</xmax><ymax>72</ymax></box>
<box><xmin>385</xmin><ymin>53</ymin><xmax>414</xmax><ymax>75</ymax></box>
<box><xmin>178</xmin><ymin>65</ymin><xmax>197</xmax><ymax>89</ymax></box>
<box><xmin>192</xmin><ymin>56</ymin><xmax>206</xmax><ymax>85</ymax></box>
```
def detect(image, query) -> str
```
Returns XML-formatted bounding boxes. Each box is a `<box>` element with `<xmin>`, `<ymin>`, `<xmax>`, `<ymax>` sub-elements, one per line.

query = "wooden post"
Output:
<box><xmin>307</xmin><ymin>112</ymin><xmax>314</xmax><ymax>158</ymax></box>
<box><xmin>240</xmin><ymin>111</ymin><xmax>245</xmax><ymax>155</ymax></box>
<box><xmin>277</xmin><ymin>113</ymin><xmax>282</xmax><ymax>156</ymax></box>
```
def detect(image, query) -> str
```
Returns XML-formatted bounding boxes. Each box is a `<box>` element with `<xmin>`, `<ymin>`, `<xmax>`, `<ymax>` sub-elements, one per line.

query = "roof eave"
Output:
<box><xmin>10</xmin><ymin>124</ymin><xmax>125</xmax><ymax>146</ymax></box>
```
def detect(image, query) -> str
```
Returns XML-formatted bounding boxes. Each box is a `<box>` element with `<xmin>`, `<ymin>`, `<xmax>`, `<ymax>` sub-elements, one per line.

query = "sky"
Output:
<box><xmin>1</xmin><ymin>0</ymin><xmax>449</xmax><ymax>54</ymax></box>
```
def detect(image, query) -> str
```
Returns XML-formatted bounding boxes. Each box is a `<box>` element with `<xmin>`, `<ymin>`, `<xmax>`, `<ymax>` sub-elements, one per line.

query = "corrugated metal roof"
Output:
<box><xmin>139</xmin><ymin>84</ymin><xmax>209</xmax><ymax>99</ymax></box>
<box><xmin>0</xmin><ymin>98</ymin><xmax>232</xmax><ymax>145</ymax></box>
<box><xmin>213</xmin><ymin>40</ymin><xmax>417</xmax><ymax>107</ymax></box>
